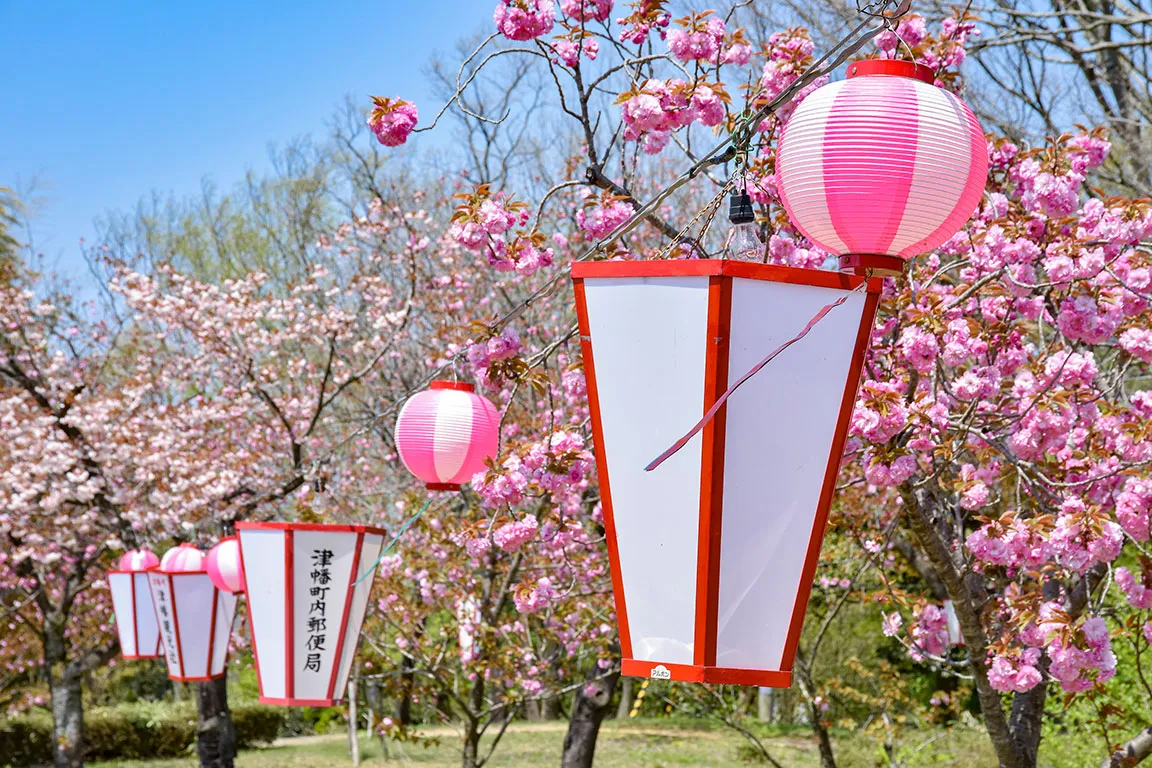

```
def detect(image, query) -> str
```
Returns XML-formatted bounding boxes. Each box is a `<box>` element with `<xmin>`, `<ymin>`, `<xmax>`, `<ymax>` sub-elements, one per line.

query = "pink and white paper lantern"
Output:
<box><xmin>160</xmin><ymin>543</ymin><xmax>205</xmax><ymax>572</ymax></box>
<box><xmin>147</xmin><ymin>546</ymin><xmax>237</xmax><ymax>681</ymax></box>
<box><xmin>395</xmin><ymin>381</ymin><xmax>500</xmax><ymax>490</ymax></box>
<box><xmin>107</xmin><ymin>549</ymin><xmax>162</xmax><ymax>660</ymax></box>
<box><xmin>236</xmin><ymin>522</ymin><xmax>386</xmax><ymax>707</ymax></box>
<box><xmin>776</xmin><ymin>59</ymin><xmax>988</xmax><ymax>276</ymax></box>
<box><xmin>206</xmin><ymin>537</ymin><xmax>246</xmax><ymax>594</ymax></box>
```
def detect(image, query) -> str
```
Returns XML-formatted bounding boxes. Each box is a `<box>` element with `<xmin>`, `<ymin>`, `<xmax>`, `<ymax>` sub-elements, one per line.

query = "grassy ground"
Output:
<box><xmin>88</xmin><ymin>719</ymin><xmax>1012</xmax><ymax>768</ymax></box>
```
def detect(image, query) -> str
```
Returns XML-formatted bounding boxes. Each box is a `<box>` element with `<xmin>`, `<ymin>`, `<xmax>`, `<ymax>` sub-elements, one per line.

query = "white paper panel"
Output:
<box><xmin>133</xmin><ymin>573</ymin><xmax>160</xmax><ymax>656</ymax></box>
<box><xmin>333</xmin><ymin>532</ymin><xmax>384</xmax><ymax>699</ymax></box>
<box><xmin>108</xmin><ymin>574</ymin><xmax>138</xmax><ymax>656</ymax></box>
<box><xmin>583</xmin><ymin>276</ymin><xmax>709</xmax><ymax>664</ymax></box>
<box><xmin>147</xmin><ymin>574</ymin><xmax>183</xmax><ymax>677</ymax></box>
<box><xmin>238</xmin><ymin>529</ymin><xmax>287</xmax><ymax>698</ymax></box>
<box><xmin>716</xmin><ymin>279</ymin><xmax>865</xmax><ymax>670</ymax></box>
<box><xmin>172</xmin><ymin>575</ymin><xmax>217</xmax><ymax>678</ymax></box>
<box><xmin>291</xmin><ymin>530</ymin><xmax>359</xmax><ymax>701</ymax></box>
<box><xmin>211</xmin><ymin>591</ymin><xmax>238</xmax><ymax>675</ymax></box>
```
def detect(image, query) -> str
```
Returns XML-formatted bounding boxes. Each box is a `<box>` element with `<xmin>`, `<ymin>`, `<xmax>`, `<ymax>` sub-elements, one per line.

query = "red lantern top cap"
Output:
<box><xmin>847</xmin><ymin>59</ymin><xmax>935</xmax><ymax>84</ymax></box>
<box><xmin>429</xmin><ymin>380</ymin><xmax>475</xmax><ymax>392</ymax></box>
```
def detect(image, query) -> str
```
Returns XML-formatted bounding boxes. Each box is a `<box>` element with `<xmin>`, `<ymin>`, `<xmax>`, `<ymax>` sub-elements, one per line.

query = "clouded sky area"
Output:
<box><xmin>0</xmin><ymin>0</ymin><xmax>491</xmax><ymax>273</ymax></box>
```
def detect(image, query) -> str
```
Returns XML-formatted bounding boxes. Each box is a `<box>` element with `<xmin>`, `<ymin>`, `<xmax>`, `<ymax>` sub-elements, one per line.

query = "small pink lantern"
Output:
<box><xmin>147</xmin><ymin>546</ymin><xmax>238</xmax><ymax>681</ymax></box>
<box><xmin>206</xmin><ymin>537</ymin><xmax>246</xmax><ymax>594</ymax></box>
<box><xmin>236</xmin><ymin>522</ymin><xmax>388</xmax><ymax>707</ymax></box>
<box><xmin>107</xmin><ymin>549</ymin><xmax>162</xmax><ymax>659</ymax></box>
<box><xmin>395</xmin><ymin>381</ymin><xmax>500</xmax><ymax>490</ymax></box>
<box><xmin>776</xmin><ymin>59</ymin><xmax>988</xmax><ymax>276</ymax></box>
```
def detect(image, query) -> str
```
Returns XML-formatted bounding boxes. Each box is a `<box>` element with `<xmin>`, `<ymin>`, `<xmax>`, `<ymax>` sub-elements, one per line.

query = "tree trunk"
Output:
<box><xmin>811</xmin><ymin>705</ymin><xmax>837</xmax><ymax>768</ymax></box>
<box><xmin>736</xmin><ymin>687</ymin><xmax>754</xmax><ymax>717</ymax></box>
<box><xmin>615</xmin><ymin>677</ymin><xmax>634</xmax><ymax>719</ymax></box>
<box><xmin>348</xmin><ymin>664</ymin><xmax>360</xmax><ymax>766</ymax></box>
<box><xmin>902</xmin><ymin>483</ymin><xmax>1024</xmax><ymax>768</ymax></box>
<box><xmin>48</xmin><ymin>662</ymin><xmax>84</xmax><ymax>768</ymax></box>
<box><xmin>795</xmin><ymin>649</ymin><xmax>836</xmax><ymax>768</ymax></box>
<box><xmin>1008</xmin><ymin>665</ymin><xmax>1048</xmax><ymax>767</ymax></box>
<box><xmin>561</xmin><ymin>667</ymin><xmax>620</xmax><ymax>768</ymax></box>
<box><xmin>196</xmin><ymin>676</ymin><xmax>236</xmax><ymax>768</ymax></box>
<box><xmin>395</xmin><ymin>651</ymin><xmax>416</xmax><ymax>725</ymax></box>
<box><xmin>758</xmin><ymin>688</ymin><xmax>774</xmax><ymax>723</ymax></box>
<box><xmin>526</xmin><ymin>694</ymin><xmax>561</xmax><ymax>721</ymax></box>
<box><xmin>461</xmin><ymin>671</ymin><xmax>486</xmax><ymax>768</ymax></box>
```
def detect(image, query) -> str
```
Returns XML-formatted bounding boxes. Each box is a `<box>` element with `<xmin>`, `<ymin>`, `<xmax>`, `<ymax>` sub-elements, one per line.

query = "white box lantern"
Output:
<box><xmin>147</xmin><ymin>566</ymin><xmax>238</xmax><ymax>681</ymax></box>
<box><xmin>107</xmin><ymin>557</ymin><xmax>163</xmax><ymax>660</ymax></box>
<box><xmin>572</xmin><ymin>260</ymin><xmax>881</xmax><ymax>687</ymax></box>
<box><xmin>235</xmin><ymin>522</ymin><xmax>386</xmax><ymax>707</ymax></box>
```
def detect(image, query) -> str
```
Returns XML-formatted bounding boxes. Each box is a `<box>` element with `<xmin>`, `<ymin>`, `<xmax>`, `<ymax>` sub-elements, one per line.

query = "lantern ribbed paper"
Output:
<box><xmin>776</xmin><ymin>59</ymin><xmax>987</xmax><ymax>274</ymax></box>
<box><xmin>395</xmin><ymin>381</ymin><xmax>499</xmax><ymax>490</ymax></box>
<box><xmin>236</xmin><ymin>522</ymin><xmax>386</xmax><ymax>707</ymax></box>
<box><xmin>572</xmin><ymin>260</ymin><xmax>881</xmax><ymax>687</ymax></box>
<box><xmin>160</xmin><ymin>543</ymin><xmax>205</xmax><ymax>572</ymax></box>
<box><xmin>206</xmin><ymin>537</ymin><xmax>246</xmax><ymax>594</ymax></box>
<box><xmin>148</xmin><ymin>547</ymin><xmax>238</xmax><ymax>681</ymax></box>
<box><xmin>107</xmin><ymin>549</ymin><xmax>162</xmax><ymax>660</ymax></box>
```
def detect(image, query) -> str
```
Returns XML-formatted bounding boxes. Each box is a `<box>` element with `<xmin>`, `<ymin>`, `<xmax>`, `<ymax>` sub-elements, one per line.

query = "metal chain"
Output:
<box><xmin>653</xmin><ymin>175</ymin><xmax>737</xmax><ymax>260</ymax></box>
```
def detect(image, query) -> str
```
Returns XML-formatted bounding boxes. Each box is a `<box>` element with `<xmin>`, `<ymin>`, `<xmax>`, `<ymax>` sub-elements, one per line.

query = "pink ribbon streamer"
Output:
<box><xmin>645</xmin><ymin>292</ymin><xmax>854</xmax><ymax>472</ymax></box>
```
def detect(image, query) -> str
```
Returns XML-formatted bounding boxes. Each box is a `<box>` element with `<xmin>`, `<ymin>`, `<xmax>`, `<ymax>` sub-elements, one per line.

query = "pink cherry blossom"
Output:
<box><xmin>367</xmin><ymin>97</ymin><xmax>418</xmax><ymax>147</ymax></box>
<box><xmin>560</xmin><ymin>0</ymin><xmax>611</xmax><ymax>21</ymax></box>
<box><xmin>493</xmin><ymin>515</ymin><xmax>539</xmax><ymax>552</ymax></box>
<box><xmin>494</xmin><ymin>0</ymin><xmax>555</xmax><ymax>41</ymax></box>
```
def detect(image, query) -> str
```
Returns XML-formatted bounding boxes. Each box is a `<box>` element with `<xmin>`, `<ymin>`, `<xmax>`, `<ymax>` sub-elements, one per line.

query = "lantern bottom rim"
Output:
<box><xmin>620</xmin><ymin>658</ymin><xmax>793</xmax><ymax>688</ymax></box>
<box><xmin>840</xmin><ymin>253</ymin><xmax>907</xmax><ymax>277</ymax></box>
<box><xmin>165</xmin><ymin>673</ymin><xmax>228</xmax><ymax>683</ymax></box>
<box><xmin>257</xmin><ymin>695</ymin><xmax>342</xmax><ymax>707</ymax></box>
<box><xmin>426</xmin><ymin>482</ymin><xmax>462</xmax><ymax>491</ymax></box>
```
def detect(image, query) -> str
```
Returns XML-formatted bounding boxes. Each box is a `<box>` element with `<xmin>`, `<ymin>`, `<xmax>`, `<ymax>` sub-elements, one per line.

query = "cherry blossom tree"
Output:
<box><xmin>10</xmin><ymin>2</ymin><xmax>1152</xmax><ymax>768</ymax></box>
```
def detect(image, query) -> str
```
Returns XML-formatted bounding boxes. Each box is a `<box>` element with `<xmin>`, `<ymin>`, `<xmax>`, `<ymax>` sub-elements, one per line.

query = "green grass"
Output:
<box><xmin>86</xmin><ymin>718</ymin><xmax>1103</xmax><ymax>768</ymax></box>
<box><xmin>86</xmin><ymin>719</ymin><xmax>1015</xmax><ymax>768</ymax></box>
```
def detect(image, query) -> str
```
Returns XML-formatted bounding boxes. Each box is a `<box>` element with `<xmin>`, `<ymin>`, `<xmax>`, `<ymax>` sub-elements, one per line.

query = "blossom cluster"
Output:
<box><xmin>448</xmin><ymin>185</ymin><xmax>554</xmax><ymax>276</ymax></box>
<box><xmin>367</xmin><ymin>96</ymin><xmax>418</xmax><ymax>147</ymax></box>
<box><xmin>618</xmin><ymin>78</ymin><xmax>728</xmax><ymax>154</ymax></box>
<box><xmin>494</xmin><ymin>0</ymin><xmax>555</xmax><ymax>41</ymax></box>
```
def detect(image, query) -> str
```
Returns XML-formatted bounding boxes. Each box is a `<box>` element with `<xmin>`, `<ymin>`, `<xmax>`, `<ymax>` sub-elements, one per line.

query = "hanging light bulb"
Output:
<box><xmin>722</xmin><ymin>190</ymin><xmax>764</xmax><ymax>262</ymax></box>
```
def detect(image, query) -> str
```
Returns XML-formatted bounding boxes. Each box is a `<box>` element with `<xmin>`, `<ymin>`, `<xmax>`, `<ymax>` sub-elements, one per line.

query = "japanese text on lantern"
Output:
<box><xmin>150</xmin><ymin>575</ymin><xmax>180</xmax><ymax>671</ymax></box>
<box><xmin>304</xmin><ymin>549</ymin><xmax>333</xmax><ymax>674</ymax></box>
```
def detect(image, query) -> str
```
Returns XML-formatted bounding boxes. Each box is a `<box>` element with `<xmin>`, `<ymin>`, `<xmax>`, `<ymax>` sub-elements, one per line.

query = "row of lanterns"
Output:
<box><xmin>108</xmin><ymin>524</ymin><xmax>387</xmax><ymax>705</ymax></box>
<box><xmin>108</xmin><ymin>58</ymin><xmax>987</xmax><ymax>699</ymax></box>
<box><xmin>107</xmin><ymin>381</ymin><xmax>501</xmax><ymax>703</ymax></box>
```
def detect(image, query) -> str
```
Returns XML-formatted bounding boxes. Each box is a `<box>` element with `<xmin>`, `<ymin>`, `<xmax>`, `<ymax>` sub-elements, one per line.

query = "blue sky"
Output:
<box><xmin>0</xmin><ymin>0</ymin><xmax>492</xmax><ymax>272</ymax></box>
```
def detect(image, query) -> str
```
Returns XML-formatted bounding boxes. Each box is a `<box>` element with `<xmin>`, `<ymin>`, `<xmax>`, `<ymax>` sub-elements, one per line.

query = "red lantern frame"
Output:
<box><xmin>236</xmin><ymin>521</ymin><xmax>387</xmax><ymax>707</ymax></box>
<box><xmin>147</xmin><ymin>569</ymin><xmax>237</xmax><ymax>681</ymax></box>
<box><xmin>107</xmin><ymin>569</ymin><xmax>163</xmax><ymax>659</ymax></box>
<box><xmin>573</xmin><ymin>260</ymin><xmax>881</xmax><ymax>686</ymax></box>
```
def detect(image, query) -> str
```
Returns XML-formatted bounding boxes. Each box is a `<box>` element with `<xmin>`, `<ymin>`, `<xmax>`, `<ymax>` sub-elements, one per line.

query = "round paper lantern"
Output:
<box><xmin>160</xmin><ymin>544</ymin><xmax>204</xmax><ymax>572</ymax></box>
<box><xmin>108</xmin><ymin>549</ymin><xmax>163</xmax><ymax>659</ymax></box>
<box><xmin>395</xmin><ymin>381</ymin><xmax>499</xmax><ymax>490</ymax></box>
<box><xmin>120</xmin><ymin>549</ymin><xmax>160</xmax><ymax>571</ymax></box>
<box><xmin>206</xmin><ymin>537</ymin><xmax>246</xmax><ymax>594</ymax></box>
<box><xmin>776</xmin><ymin>59</ymin><xmax>988</xmax><ymax>276</ymax></box>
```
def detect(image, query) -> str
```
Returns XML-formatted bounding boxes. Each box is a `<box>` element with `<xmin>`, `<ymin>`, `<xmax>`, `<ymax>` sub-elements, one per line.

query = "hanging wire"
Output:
<box><xmin>352</xmin><ymin>498</ymin><xmax>433</xmax><ymax>585</ymax></box>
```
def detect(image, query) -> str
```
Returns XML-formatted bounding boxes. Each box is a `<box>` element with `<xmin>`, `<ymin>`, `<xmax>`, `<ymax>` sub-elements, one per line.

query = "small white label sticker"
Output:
<box><xmin>650</xmin><ymin>664</ymin><xmax>671</xmax><ymax>680</ymax></box>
